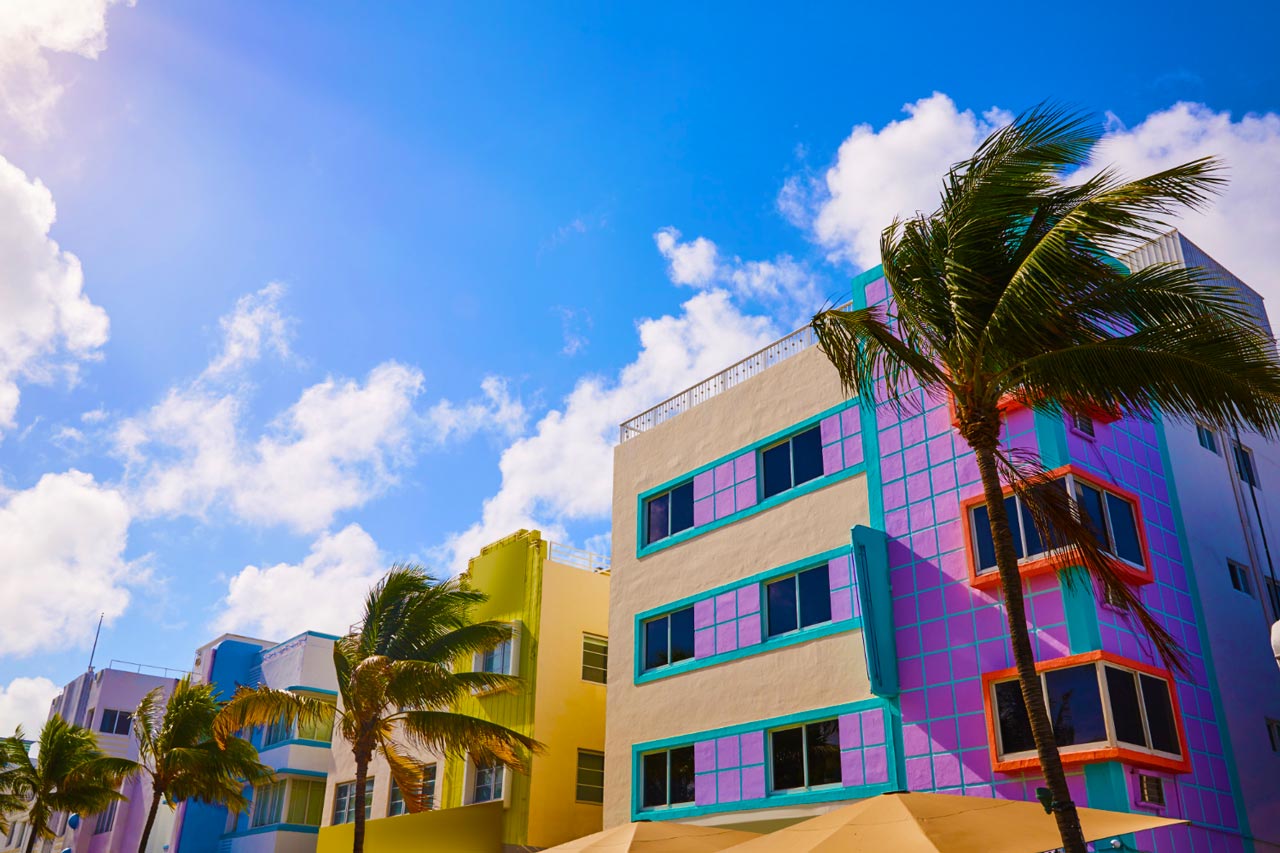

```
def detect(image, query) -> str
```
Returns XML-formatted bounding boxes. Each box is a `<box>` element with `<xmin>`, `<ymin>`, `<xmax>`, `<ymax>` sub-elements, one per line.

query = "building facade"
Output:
<box><xmin>316</xmin><ymin>529</ymin><xmax>610</xmax><ymax>853</ymax></box>
<box><xmin>171</xmin><ymin>631</ymin><xmax>338</xmax><ymax>853</ymax></box>
<box><xmin>607</xmin><ymin>241</ymin><xmax>1280</xmax><ymax>851</ymax></box>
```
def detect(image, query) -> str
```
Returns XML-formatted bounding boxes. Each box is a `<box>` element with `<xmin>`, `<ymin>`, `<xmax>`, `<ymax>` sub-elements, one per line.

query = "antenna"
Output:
<box><xmin>87</xmin><ymin>613</ymin><xmax>104</xmax><ymax>673</ymax></box>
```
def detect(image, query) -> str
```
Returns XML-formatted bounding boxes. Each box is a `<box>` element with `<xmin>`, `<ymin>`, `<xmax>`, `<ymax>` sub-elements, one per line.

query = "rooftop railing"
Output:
<box><xmin>107</xmin><ymin>660</ymin><xmax>192</xmax><ymax>680</ymax></box>
<box><xmin>548</xmin><ymin>541</ymin><xmax>611</xmax><ymax>573</ymax></box>
<box><xmin>619</xmin><ymin>303</ymin><xmax>850</xmax><ymax>442</ymax></box>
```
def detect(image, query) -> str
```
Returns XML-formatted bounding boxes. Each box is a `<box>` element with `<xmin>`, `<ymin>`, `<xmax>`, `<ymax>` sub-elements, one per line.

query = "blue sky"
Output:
<box><xmin>1</xmin><ymin>0</ymin><xmax>1278</xmax><ymax>731</ymax></box>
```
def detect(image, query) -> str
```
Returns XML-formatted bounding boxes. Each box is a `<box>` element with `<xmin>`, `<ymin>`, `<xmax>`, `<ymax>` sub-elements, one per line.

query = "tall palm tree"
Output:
<box><xmin>218</xmin><ymin>566</ymin><xmax>542</xmax><ymax>853</ymax></box>
<box><xmin>0</xmin><ymin>716</ymin><xmax>135</xmax><ymax>853</ymax></box>
<box><xmin>811</xmin><ymin>106</ymin><xmax>1280</xmax><ymax>853</ymax></box>
<box><xmin>132</xmin><ymin>677</ymin><xmax>276</xmax><ymax>853</ymax></box>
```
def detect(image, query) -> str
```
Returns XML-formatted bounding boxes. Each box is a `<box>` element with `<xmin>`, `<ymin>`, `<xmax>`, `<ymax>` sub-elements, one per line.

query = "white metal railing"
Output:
<box><xmin>548</xmin><ymin>541</ymin><xmax>611</xmax><ymax>573</ymax></box>
<box><xmin>107</xmin><ymin>660</ymin><xmax>192</xmax><ymax>680</ymax></box>
<box><xmin>619</xmin><ymin>303</ymin><xmax>850</xmax><ymax>442</ymax></box>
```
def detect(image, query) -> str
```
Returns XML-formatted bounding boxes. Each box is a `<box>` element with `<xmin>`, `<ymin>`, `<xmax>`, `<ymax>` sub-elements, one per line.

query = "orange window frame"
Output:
<box><xmin>980</xmin><ymin>650</ymin><xmax>1191</xmax><ymax>775</ymax></box>
<box><xmin>959</xmin><ymin>464</ymin><xmax>1153</xmax><ymax>590</ymax></box>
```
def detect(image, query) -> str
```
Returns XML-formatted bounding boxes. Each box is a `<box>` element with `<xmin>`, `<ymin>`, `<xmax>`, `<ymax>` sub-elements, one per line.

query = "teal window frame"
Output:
<box><xmin>640</xmin><ymin>607</ymin><xmax>695</xmax><ymax>673</ymax></box>
<box><xmin>767</xmin><ymin>718</ymin><xmax>843</xmax><ymax>793</ymax></box>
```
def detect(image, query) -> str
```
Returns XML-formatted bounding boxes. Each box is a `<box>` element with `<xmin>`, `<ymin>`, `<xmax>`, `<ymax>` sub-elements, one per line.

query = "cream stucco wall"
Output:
<box><xmin>605</xmin><ymin>346</ymin><xmax>873</xmax><ymax>828</ymax></box>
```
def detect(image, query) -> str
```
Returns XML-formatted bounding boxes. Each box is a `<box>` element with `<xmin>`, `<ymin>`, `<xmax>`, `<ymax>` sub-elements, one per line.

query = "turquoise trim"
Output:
<box><xmin>221</xmin><ymin>823</ymin><xmax>320</xmax><ymax>838</ymax></box>
<box><xmin>285</xmin><ymin>685</ymin><xmax>338</xmax><ymax>696</ymax></box>
<box><xmin>852</xmin><ymin>525</ymin><xmax>898</xmax><ymax>697</ymax></box>
<box><xmin>849</xmin><ymin>265</ymin><xmax>886</xmax><ymax>294</ymax></box>
<box><xmin>1152</xmin><ymin>409</ymin><xmax>1255</xmax><ymax>851</ymax></box>
<box><xmin>628</xmin><ymin>698</ymin><xmax>897</xmax><ymax>821</ymax></box>
<box><xmin>636</xmin><ymin>399</ymin><xmax>863</xmax><ymax>558</ymax></box>
<box><xmin>1083</xmin><ymin>762</ymin><xmax>1130</xmax><ymax>811</ymax></box>
<box><xmin>1060</xmin><ymin>568</ymin><xmax>1103</xmax><ymax>654</ymax></box>
<box><xmin>271</xmin><ymin>767</ymin><xmax>329</xmax><ymax>779</ymax></box>
<box><xmin>633</xmin><ymin>547</ymin><xmax>856</xmax><ymax>684</ymax></box>
<box><xmin>260</xmin><ymin>738</ymin><xmax>333</xmax><ymax>752</ymax></box>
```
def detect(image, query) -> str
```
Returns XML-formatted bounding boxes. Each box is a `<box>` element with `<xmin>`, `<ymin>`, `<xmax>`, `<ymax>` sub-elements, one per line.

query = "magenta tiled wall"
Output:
<box><xmin>820</xmin><ymin>406</ymin><xmax>864</xmax><ymax>474</ymax></box>
<box><xmin>692</xmin><ymin>705</ymin><xmax>891</xmax><ymax>808</ymax></box>
<box><xmin>861</xmin><ymin>274</ymin><xmax>1246</xmax><ymax>853</ymax></box>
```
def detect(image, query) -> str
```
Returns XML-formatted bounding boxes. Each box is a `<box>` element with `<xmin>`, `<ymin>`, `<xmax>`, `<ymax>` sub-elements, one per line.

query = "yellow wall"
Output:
<box><xmin>605</xmin><ymin>346</ymin><xmax>874</xmax><ymax>827</ymax></box>
<box><xmin>316</xmin><ymin>801</ymin><xmax>503</xmax><ymax>853</ymax></box>
<box><xmin>526</xmin><ymin>558</ymin><xmax>610</xmax><ymax>848</ymax></box>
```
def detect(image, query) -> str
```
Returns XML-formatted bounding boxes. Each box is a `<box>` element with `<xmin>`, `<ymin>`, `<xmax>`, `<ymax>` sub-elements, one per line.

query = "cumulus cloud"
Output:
<box><xmin>0</xmin><ymin>0</ymin><xmax>132</xmax><ymax>137</ymax></box>
<box><xmin>1090</xmin><ymin>102</ymin><xmax>1280</xmax><ymax>302</ymax></box>
<box><xmin>0</xmin><ymin>155</ymin><xmax>109</xmax><ymax>432</ymax></box>
<box><xmin>0</xmin><ymin>470</ymin><xmax>134</xmax><ymax>656</ymax></box>
<box><xmin>0</xmin><ymin>676</ymin><xmax>60</xmax><ymax>736</ymax></box>
<box><xmin>427</xmin><ymin>376</ymin><xmax>527</xmax><ymax>444</ymax></box>
<box><xmin>784</xmin><ymin>93</ymin><xmax>1012</xmax><ymax>270</ymax></box>
<box><xmin>215</xmin><ymin>524</ymin><xmax>384</xmax><ymax>639</ymax></box>
<box><xmin>654</xmin><ymin>227</ymin><xmax>719</xmax><ymax>286</ymax></box>
<box><xmin>441</xmin><ymin>289</ymin><xmax>776</xmax><ymax>569</ymax></box>
<box><xmin>204</xmin><ymin>282</ymin><xmax>292</xmax><ymax>377</ymax></box>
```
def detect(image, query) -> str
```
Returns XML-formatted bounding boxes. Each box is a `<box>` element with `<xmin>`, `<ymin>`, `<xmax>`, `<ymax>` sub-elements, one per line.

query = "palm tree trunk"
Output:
<box><xmin>137</xmin><ymin>790</ymin><xmax>163</xmax><ymax>853</ymax></box>
<box><xmin>352</xmin><ymin>750</ymin><xmax>370</xmax><ymax>853</ymax></box>
<box><xmin>973</xmin><ymin>443</ymin><xmax>1088</xmax><ymax>853</ymax></box>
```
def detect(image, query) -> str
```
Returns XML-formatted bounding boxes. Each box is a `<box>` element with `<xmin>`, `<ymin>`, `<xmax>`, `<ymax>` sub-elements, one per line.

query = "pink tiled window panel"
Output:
<box><xmin>693</xmin><ymin>453</ymin><xmax>757</xmax><ymax>526</ymax></box>
<box><xmin>819</xmin><ymin>407</ymin><xmax>864</xmax><ymax>475</ymax></box>
<box><xmin>827</xmin><ymin>553</ymin><xmax>860</xmax><ymax>623</ymax></box>
<box><xmin>694</xmin><ymin>584</ymin><xmax>762</xmax><ymax>658</ymax></box>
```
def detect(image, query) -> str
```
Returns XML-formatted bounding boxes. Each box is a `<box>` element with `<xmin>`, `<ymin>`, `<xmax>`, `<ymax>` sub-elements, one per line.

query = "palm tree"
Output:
<box><xmin>131</xmin><ymin>677</ymin><xmax>276</xmax><ymax>853</ymax></box>
<box><xmin>217</xmin><ymin>566</ymin><xmax>542</xmax><ymax>853</ymax></box>
<box><xmin>0</xmin><ymin>716</ymin><xmax>135</xmax><ymax>853</ymax></box>
<box><xmin>810</xmin><ymin>106</ymin><xmax>1280</xmax><ymax>853</ymax></box>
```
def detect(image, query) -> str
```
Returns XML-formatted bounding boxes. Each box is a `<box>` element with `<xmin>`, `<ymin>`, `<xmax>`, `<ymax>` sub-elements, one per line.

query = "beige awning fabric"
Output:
<box><xmin>539</xmin><ymin>821</ymin><xmax>760</xmax><ymax>852</ymax></box>
<box><xmin>721</xmin><ymin>792</ymin><xmax>1187</xmax><ymax>853</ymax></box>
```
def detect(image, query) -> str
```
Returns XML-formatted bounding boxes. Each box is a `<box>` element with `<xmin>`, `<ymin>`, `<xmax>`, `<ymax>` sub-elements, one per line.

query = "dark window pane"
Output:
<box><xmin>798</xmin><ymin>567</ymin><xmax>831</xmax><ymax>628</ymax></box>
<box><xmin>1019</xmin><ymin>497</ymin><xmax>1044</xmax><ymax>558</ymax></box>
<box><xmin>669</xmin><ymin>608</ymin><xmax>695</xmax><ymax>664</ymax></box>
<box><xmin>1045</xmin><ymin>665</ymin><xmax>1106</xmax><ymax>746</ymax></box>
<box><xmin>1004</xmin><ymin>495</ymin><xmax>1024</xmax><ymax>559</ymax></box>
<box><xmin>771</xmin><ymin>727</ymin><xmax>805</xmax><ymax>791</ymax></box>
<box><xmin>115</xmin><ymin>712</ymin><xmax>132</xmax><ymax>735</ymax></box>
<box><xmin>767</xmin><ymin>576</ymin><xmax>798</xmax><ymax>637</ymax></box>
<box><xmin>670</xmin><ymin>482</ymin><xmax>695</xmax><ymax>535</ymax></box>
<box><xmin>805</xmin><ymin>720</ymin><xmax>842</xmax><ymax>786</ymax></box>
<box><xmin>642</xmin><ymin>753</ymin><xmax>668</xmax><ymax>808</ymax></box>
<box><xmin>1140</xmin><ymin>675</ymin><xmax>1180</xmax><ymax>755</ymax></box>
<box><xmin>100</xmin><ymin>710</ymin><xmax>116</xmax><ymax>733</ymax></box>
<box><xmin>1105</xmin><ymin>666</ymin><xmax>1147</xmax><ymax>748</ymax></box>
<box><xmin>1075</xmin><ymin>481</ymin><xmax>1110</xmax><ymax>551</ymax></box>
<box><xmin>644</xmin><ymin>617</ymin><xmax>669</xmax><ymax>670</ymax></box>
<box><xmin>791</xmin><ymin>427</ymin><xmax>824</xmax><ymax>487</ymax></box>
<box><xmin>972</xmin><ymin>504</ymin><xmax>997</xmax><ymax>572</ymax></box>
<box><xmin>762</xmin><ymin>442</ymin><xmax>792</xmax><ymax>499</ymax></box>
<box><xmin>669</xmin><ymin>747</ymin><xmax>696</xmax><ymax>804</ymax></box>
<box><xmin>1106</xmin><ymin>493</ymin><xmax>1144</xmax><ymax>566</ymax></box>
<box><xmin>995</xmin><ymin>680</ymin><xmax>1035</xmax><ymax>755</ymax></box>
<box><xmin>646</xmin><ymin>494</ymin><xmax>670</xmax><ymax>545</ymax></box>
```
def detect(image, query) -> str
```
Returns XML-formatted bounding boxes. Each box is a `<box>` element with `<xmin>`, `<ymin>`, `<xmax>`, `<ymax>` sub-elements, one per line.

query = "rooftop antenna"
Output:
<box><xmin>87</xmin><ymin>613</ymin><xmax>104</xmax><ymax>673</ymax></box>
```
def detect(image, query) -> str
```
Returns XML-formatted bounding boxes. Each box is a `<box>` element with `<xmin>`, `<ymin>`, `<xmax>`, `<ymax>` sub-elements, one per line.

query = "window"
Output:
<box><xmin>1137</xmin><ymin>774</ymin><xmax>1166</xmax><ymax>807</ymax></box>
<box><xmin>93</xmin><ymin>799</ymin><xmax>118</xmax><ymax>834</ymax></box>
<box><xmin>298</xmin><ymin>704</ymin><xmax>335</xmax><ymax>743</ymax></box>
<box><xmin>388</xmin><ymin>765</ymin><xmax>436</xmax><ymax>816</ymax></box>
<box><xmin>991</xmin><ymin>661</ymin><xmax>1183</xmax><ymax>763</ymax></box>
<box><xmin>1070</xmin><ymin>412</ymin><xmax>1095</xmax><ymax>438</ymax></box>
<box><xmin>969</xmin><ymin>473</ymin><xmax>1144</xmax><ymax>575</ymax></box>
<box><xmin>770</xmin><ymin>719</ymin><xmax>841</xmax><ymax>791</ymax></box>
<box><xmin>582</xmin><ymin>634</ymin><xmax>608</xmax><ymax>684</ymax></box>
<box><xmin>479</xmin><ymin>639</ymin><xmax>512</xmax><ymax>675</ymax></box>
<box><xmin>576</xmin><ymin>750</ymin><xmax>605</xmax><ymax>804</ymax></box>
<box><xmin>1228</xmin><ymin>560</ymin><xmax>1254</xmax><ymax>596</ymax></box>
<box><xmin>641</xmin><ymin>746</ymin><xmax>695</xmax><ymax>809</ymax></box>
<box><xmin>251</xmin><ymin>781</ymin><xmax>286</xmax><ymax>828</ymax></box>
<box><xmin>645</xmin><ymin>481</ymin><xmax>694</xmax><ymax>545</ymax></box>
<box><xmin>765</xmin><ymin>566</ymin><xmax>831</xmax><ymax>637</ymax></box>
<box><xmin>262</xmin><ymin>715</ymin><xmax>292</xmax><ymax>747</ymax></box>
<box><xmin>332</xmin><ymin>779</ymin><xmax>374</xmax><ymax>825</ymax></box>
<box><xmin>761</xmin><ymin>426</ymin><xmax>824</xmax><ymax>500</ymax></box>
<box><xmin>285</xmin><ymin>779</ymin><xmax>326</xmax><ymax>826</ymax></box>
<box><xmin>472</xmin><ymin>762</ymin><xmax>504</xmax><ymax>803</ymax></box>
<box><xmin>1196</xmin><ymin>424</ymin><xmax>1219</xmax><ymax>453</ymax></box>
<box><xmin>99</xmin><ymin>709</ymin><xmax>132</xmax><ymax>736</ymax></box>
<box><xmin>1266</xmin><ymin>718</ymin><xmax>1280</xmax><ymax>753</ymax></box>
<box><xmin>642</xmin><ymin>607</ymin><xmax>694</xmax><ymax>671</ymax></box>
<box><xmin>1233</xmin><ymin>442</ymin><xmax>1259</xmax><ymax>487</ymax></box>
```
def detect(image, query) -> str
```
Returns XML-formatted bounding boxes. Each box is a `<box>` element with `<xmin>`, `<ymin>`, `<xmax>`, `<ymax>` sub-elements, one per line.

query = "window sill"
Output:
<box><xmin>992</xmin><ymin>744</ymin><xmax>1189</xmax><ymax>775</ymax></box>
<box><xmin>634</xmin><ymin>618</ymin><xmax>859</xmax><ymax>685</ymax></box>
<box><xmin>969</xmin><ymin>552</ymin><xmax>1152</xmax><ymax>591</ymax></box>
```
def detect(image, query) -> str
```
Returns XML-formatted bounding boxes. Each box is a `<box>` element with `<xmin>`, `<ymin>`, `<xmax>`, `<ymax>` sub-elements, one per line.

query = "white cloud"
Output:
<box><xmin>1089</xmin><ymin>103</ymin><xmax>1280</xmax><ymax>302</ymax></box>
<box><xmin>441</xmin><ymin>289</ymin><xmax>776</xmax><ymax>569</ymax></box>
<box><xmin>0</xmin><ymin>470</ymin><xmax>134</xmax><ymax>656</ymax></box>
<box><xmin>654</xmin><ymin>227</ymin><xmax>719</xmax><ymax>286</ymax></box>
<box><xmin>784</xmin><ymin>93</ymin><xmax>1012</xmax><ymax>270</ymax></box>
<box><xmin>426</xmin><ymin>376</ymin><xmax>527</xmax><ymax>444</ymax></box>
<box><xmin>204</xmin><ymin>282</ymin><xmax>292</xmax><ymax>377</ymax></box>
<box><xmin>0</xmin><ymin>0</ymin><xmax>132</xmax><ymax>137</ymax></box>
<box><xmin>118</xmin><ymin>361</ymin><xmax>425</xmax><ymax>533</ymax></box>
<box><xmin>215</xmin><ymin>524</ymin><xmax>384</xmax><ymax>639</ymax></box>
<box><xmin>0</xmin><ymin>155</ymin><xmax>109</xmax><ymax>431</ymax></box>
<box><xmin>0</xmin><ymin>676</ymin><xmax>59</xmax><ymax>736</ymax></box>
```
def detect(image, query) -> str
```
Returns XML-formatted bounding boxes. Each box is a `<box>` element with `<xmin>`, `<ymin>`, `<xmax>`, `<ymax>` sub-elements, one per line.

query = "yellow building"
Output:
<box><xmin>316</xmin><ymin>529</ymin><xmax>610</xmax><ymax>853</ymax></box>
